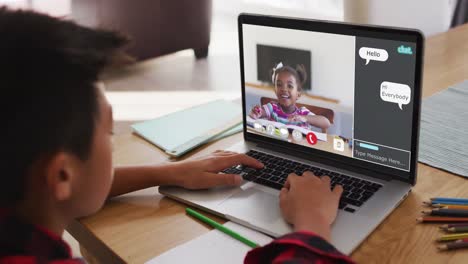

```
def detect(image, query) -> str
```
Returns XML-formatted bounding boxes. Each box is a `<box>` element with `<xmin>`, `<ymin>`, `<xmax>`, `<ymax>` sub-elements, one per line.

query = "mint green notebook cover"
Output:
<box><xmin>131</xmin><ymin>100</ymin><xmax>242</xmax><ymax>157</ymax></box>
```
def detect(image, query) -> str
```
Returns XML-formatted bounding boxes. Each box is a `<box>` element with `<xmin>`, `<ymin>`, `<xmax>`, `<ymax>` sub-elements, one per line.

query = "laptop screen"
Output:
<box><xmin>240</xmin><ymin>15</ymin><xmax>422</xmax><ymax>181</ymax></box>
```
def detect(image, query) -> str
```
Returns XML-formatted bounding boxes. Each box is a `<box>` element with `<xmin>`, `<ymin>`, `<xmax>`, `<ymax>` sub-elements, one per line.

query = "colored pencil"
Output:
<box><xmin>438</xmin><ymin>241</ymin><xmax>468</xmax><ymax>251</ymax></box>
<box><xmin>429</xmin><ymin>198</ymin><xmax>468</xmax><ymax>206</ymax></box>
<box><xmin>423</xmin><ymin>201</ymin><xmax>456</xmax><ymax>207</ymax></box>
<box><xmin>439</xmin><ymin>223</ymin><xmax>468</xmax><ymax>229</ymax></box>
<box><xmin>431</xmin><ymin>197</ymin><xmax>468</xmax><ymax>203</ymax></box>
<box><xmin>430</xmin><ymin>204</ymin><xmax>446</xmax><ymax>208</ymax></box>
<box><xmin>422</xmin><ymin>209</ymin><xmax>468</xmax><ymax>217</ymax></box>
<box><xmin>417</xmin><ymin>217</ymin><xmax>468</xmax><ymax>223</ymax></box>
<box><xmin>455</xmin><ymin>238</ymin><xmax>468</xmax><ymax>243</ymax></box>
<box><xmin>425</xmin><ymin>201</ymin><xmax>468</xmax><ymax>206</ymax></box>
<box><xmin>185</xmin><ymin>208</ymin><xmax>259</xmax><ymax>248</ymax></box>
<box><xmin>447</xmin><ymin>226</ymin><xmax>468</xmax><ymax>233</ymax></box>
<box><xmin>433</xmin><ymin>204</ymin><xmax>468</xmax><ymax>210</ymax></box>
<box><xmin>437</xmin><ymin>233</ymin><xmax>468</xmax><ymax>242</ymax></box>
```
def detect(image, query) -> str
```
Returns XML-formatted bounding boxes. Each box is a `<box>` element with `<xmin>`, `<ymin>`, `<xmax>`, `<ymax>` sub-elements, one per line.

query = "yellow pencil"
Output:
<box><xmin>437</xmin><ymin>232</ymin><xmax>468</xmax><ymax>242</ymax></box>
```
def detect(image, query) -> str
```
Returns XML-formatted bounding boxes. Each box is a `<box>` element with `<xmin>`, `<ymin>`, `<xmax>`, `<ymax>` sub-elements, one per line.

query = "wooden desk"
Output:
<box><xmin>68</xmin><ymin>24</ymin><xmax>468</xmax><ymax>264</ymax></box>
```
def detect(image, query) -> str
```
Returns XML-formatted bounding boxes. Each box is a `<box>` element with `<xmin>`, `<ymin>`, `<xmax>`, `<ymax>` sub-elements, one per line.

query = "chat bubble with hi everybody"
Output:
<box><xmin>359</xmin><ymin>47</ymin><xmax>389</xmax><ymax>65</ymax></box>
<box><xmin>380</xmin><ymin>81</ymin><xmax>411</xmax><ymax>110</ymax></box>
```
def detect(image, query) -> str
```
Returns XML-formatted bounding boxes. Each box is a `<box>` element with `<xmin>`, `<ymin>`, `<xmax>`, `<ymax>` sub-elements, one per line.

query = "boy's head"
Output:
<box><xmin>271</xmin><ymin>63</ymin><xmax>307</xmax><ymax>109</ymax></box>
<box><xmin>0</xmin><ymin>8</ymin><xmax>129</xmax><ymax>217</ymax></box>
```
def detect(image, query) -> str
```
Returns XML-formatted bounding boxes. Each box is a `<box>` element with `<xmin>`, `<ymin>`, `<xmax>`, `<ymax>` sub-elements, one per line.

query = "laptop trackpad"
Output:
<box><xmin>218</xmin><ymin>187</ymin><xmax>281</xmax><ymax>224</ymax></box>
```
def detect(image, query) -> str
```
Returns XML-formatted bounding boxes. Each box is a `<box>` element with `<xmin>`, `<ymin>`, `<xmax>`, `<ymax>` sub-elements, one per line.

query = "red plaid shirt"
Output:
<box><xmin>0</xmin><ymin>209</ymin><xmax>82</xmax><ymax>264</ymax></box>
<box><xmin>245</xmin><ymin>231</ymin><xmax>355</xmax><ymax>264</ymax></box>
<box><xmin>1</xmin><ymin>208</ymin><xmax>354</xmax><ymax>264</ymax></box>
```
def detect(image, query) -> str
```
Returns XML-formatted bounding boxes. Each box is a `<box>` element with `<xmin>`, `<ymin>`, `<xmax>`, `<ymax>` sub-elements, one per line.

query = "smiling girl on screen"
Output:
<box><xmin>249</xmin><ymin>62</ymin><xmax>331</xmax><ymax>131</ymax></box>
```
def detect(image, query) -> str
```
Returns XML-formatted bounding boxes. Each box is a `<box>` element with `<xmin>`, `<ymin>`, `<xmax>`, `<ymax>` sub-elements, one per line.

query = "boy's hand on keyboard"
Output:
<box><xmin>279</xmin><ymin>172</ymin><xmax>343</xmax><ymax>242</ymax></box>
<box><xmin>171</xmin><ymin>150</ymin><xmax>264</xmax><ymax>189</ymax></box>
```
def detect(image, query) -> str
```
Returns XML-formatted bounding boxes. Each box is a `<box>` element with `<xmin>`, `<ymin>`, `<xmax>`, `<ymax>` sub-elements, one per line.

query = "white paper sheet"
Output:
<box><xmin>145</xmin><ymin>222</ymin><xmax>273</xmax><ymax>264</ymax></box>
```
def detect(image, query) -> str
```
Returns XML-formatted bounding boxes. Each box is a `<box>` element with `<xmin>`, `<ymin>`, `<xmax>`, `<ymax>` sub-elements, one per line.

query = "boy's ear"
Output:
<box><xmin>45</xmin><ymin>152</ymin><xmax>78</xmax><ymax>201</ymax></box>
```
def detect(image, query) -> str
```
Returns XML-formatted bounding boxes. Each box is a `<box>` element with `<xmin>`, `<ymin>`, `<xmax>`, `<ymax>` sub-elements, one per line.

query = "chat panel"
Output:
<box><xmin>353</xmin><ymin>36</ymin><xmax>417</xmax><ymax>171</ymax></box>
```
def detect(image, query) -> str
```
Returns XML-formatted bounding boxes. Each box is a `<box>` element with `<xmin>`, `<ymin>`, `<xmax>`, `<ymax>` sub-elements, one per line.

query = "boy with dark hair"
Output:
<box><xmin>0</xmin><ymin>8</ymin><xmax>353</xmax><ymax>264</ymax></box>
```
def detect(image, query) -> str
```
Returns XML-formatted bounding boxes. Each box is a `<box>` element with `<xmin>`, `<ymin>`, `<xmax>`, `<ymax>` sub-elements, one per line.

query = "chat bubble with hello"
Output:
<box><xmin>359</xmin><ymin>47</ymin><xmax>389</xmax><ymax>65</ymax></box>
<box><xmin>380</xmin><ymin>81</ymin><xmax>411</xmax><ymax>110</ymax></box>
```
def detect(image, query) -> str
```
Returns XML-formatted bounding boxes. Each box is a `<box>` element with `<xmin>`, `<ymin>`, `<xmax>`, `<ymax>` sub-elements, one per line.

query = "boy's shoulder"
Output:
<box><xmin>0</xmin><ymin>208</ymin><xmax>83</xmax><ymax>264</ymax></box>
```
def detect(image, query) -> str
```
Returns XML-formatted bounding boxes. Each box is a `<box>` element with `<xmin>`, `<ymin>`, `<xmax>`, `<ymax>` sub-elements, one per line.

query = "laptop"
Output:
<box><xmin>160</xmin><ymin>14</ymin><xmax>423</xmax><ymax>254</ymax></box>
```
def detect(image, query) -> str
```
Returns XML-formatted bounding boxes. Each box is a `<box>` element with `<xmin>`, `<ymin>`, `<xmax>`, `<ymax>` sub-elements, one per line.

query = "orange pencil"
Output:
<box><xmin>433</xmin><ymin>204</ymin><xmax>468</xmax><ymax>210</ymax></box>
<box><xmin>416</xmin><ymin>217</ymin><xmax>468</xmax><ymax>223</ymax></box>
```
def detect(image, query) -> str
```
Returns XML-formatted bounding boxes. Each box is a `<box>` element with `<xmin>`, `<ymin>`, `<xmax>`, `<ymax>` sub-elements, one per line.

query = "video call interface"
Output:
<box><xmin>243</xmin><ymin>24</ymin><xmax>417</xmax><ymax>172</ymax></box>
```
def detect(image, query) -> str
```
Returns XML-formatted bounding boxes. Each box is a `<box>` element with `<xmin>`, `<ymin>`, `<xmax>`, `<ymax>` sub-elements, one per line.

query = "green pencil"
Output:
<box><xmin>185</xmin><ymin>208</ymin><xmax>260</xmax><ymax>248</ymax></box>
<box><xmin>447</xmin><ymin>226</ymin><xmax>468</xmax><ymax>233</ymax></box>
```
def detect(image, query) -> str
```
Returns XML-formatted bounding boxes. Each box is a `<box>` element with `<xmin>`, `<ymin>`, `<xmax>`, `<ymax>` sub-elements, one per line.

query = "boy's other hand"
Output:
<box><xmin>279</xmin><ymin>172</ymin><xmax>343</xmax><ymax>242</ymax></box>
<box><xmin>172</xmin><ymin>150</ymin><xmax>264</xmax><ymax>189</ymax></box>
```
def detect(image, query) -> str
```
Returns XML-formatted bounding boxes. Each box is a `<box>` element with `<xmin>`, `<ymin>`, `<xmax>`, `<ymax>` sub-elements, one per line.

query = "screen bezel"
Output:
<box><xmin>238</xmin><ymin>13</ymin><xmax>424</xmax><ymax>186</ymax></box>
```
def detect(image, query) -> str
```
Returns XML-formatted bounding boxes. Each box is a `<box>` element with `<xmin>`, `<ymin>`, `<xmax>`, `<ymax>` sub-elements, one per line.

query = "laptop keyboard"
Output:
<box><xmin>221</xmin><ymin>150</ymin><xmax>383</xmax><ymax>213</ymax></box>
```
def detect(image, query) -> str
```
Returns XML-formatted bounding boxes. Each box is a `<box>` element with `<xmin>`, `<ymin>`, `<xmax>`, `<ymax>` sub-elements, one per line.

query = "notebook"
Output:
<box><xmin>418</xmin><ymin>80</ymin><xmax>468</xmax><ymax>177</ymax></box>
<box><xmin>145</xmin><ymin>221</ymin><xmax>273</xmax><ymax>264</ymax></box>
<box><xmin>132</xmin><ymin>100</ymin><xmax>242</xmax><ymax>157</ymax></box>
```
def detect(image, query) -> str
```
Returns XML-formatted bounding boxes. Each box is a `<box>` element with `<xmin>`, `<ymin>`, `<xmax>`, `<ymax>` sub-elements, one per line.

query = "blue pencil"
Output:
<box><xmin>431</xmin><ymin>197</ymin><xmax>468</xmax><ymax>204</ymax></box>
<box><xmin>430</xmin><ymin>201</ymin><xmax>468</xmax><ymax>206</ymax></box>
